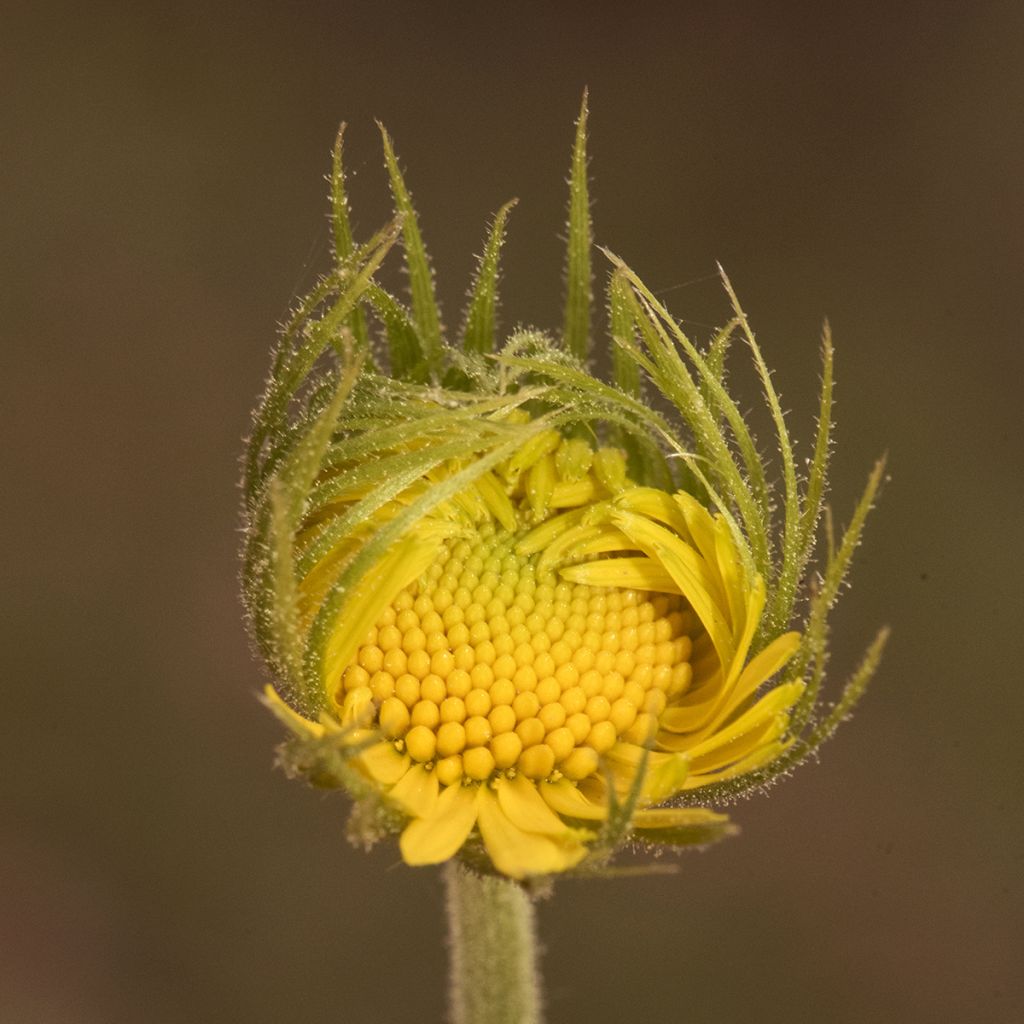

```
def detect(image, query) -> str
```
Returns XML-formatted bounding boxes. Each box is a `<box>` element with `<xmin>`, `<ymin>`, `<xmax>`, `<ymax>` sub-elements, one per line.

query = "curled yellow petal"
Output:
<box><xmin>703</xmin><ymin>629</ymin><xmax>801</xmax><ymax>735</ymax></box>
<box><xmin>399</xmin><ymin>784</ymin><xmax>479</xmax><ymax>865</ymax></box>
<box><xmin>550</xmin><ymin>477</ymin><xmax>597</xmax><ymax>509</ymax></box>
<box><xmin>261</xmin><ymin>685</ymin><xmax>324</xmax><ymax>740</ymax></box>
<box><xmin>616</xmin><ymin>486</ymin><xmax>692</xmax><ymax>539</ymax></box>
<box><xmin>612</xmin><ymin>509</ymin><xmax>733</xmax><ymax>669</ymax></box>
<box><xmin>630</xmin><ymin>805</ymin><xmax>730</xmax><ymax>829</ymax></box>
<box><xmin>559</xmin><ymin>556</ymin><xmax>681</xmax><ymax>594</ymax></box>
<box><xmin>495</xmin><ymin>773</ymin><xmax>574</xmax><ymax>837</ymax></box>
<box><xmin>540</xmin><ymin>778</ymin><xmax>608</xmax><ymax>821</ymax></box>
<box><xmin>388</xmin><ymin>764</ymin><xmax>440</xmax><ymax>818</ymax></box>
<box><xmin>359</xmin><ymin>741</ymin><xmax>411</xmax><ymax>785</ymax></box>
<box><xmin>476</xmin><ymin>786</ymin><xmax>587</xmax><ymax>879</ymax></box>
<box><xmin>475</xmin><ymin>471</ymin><xmax>518</xmax><ymax>532</ymax></box>
<box><xmin>684</xmin><ymin>680</ymin><xmax>804</xmax><ymax>766</ymax></box>
<box><xmin>322</xmin><ymin>535</ymin><xmax>443</xmax><ymax>693</ymax></box>
<box><xmin>605</xmin><ymin>744</ymin><xmax>690</xmax><ymax>804</ymax></box>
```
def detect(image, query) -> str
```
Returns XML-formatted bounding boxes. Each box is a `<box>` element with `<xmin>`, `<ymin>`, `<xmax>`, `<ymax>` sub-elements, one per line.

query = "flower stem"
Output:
<box><xmin>444</xmin><ymin>862</ymin><xmax>544</xmax><ymax>1024</ymax></box>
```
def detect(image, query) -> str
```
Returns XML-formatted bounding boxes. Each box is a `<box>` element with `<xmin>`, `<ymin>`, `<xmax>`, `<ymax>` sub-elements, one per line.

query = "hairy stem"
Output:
<box><xmin>444</xmin><ymin>863</ymin><xmax>543</xmax><ymax>1024</ymax></box>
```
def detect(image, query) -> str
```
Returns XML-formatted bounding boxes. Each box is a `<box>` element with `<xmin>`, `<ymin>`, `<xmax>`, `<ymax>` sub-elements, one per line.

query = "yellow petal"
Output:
<box><xmin>559</xmin><ymin>556</ymin><xmax>682</xmax><ymax>594</ymax></box>
<box><xmin>615</xmin><ymin>486</ymin><xmax>692</xmax><ymax>537</ymax></box>
<box><xmin>495</xmin><ymin>773</ymin><xmax>572</xmax><ymax>836</ymax></box>
<box><xmin>516</xmin><ymin>507</ymin><xmax>587</xmax><ymax>556</ymax></box>
<box><xmin>684</xmin><ymin>680</ymin><xmax>804</xmax><ymax>765</ymax></box>
<box><xmin>687</xmin><ymin>715</ymin><xmax>782</xmax><ymax>775</ymax></box>
<box><xmin>682</xmin><ymin>627</ymin><xmax>801</xmax><ymax>747</ymax></box>
<box><xmin>322</xmin><ymin>535</ymin><xmax>442</xmax><ymax>691</ymax></box>
<box><xmin>712</xmin><ymin>514</ymin><xmax>747</xmax><ymax>631</ymax></box>
<box><xmin>550</xmin><ymin>477</ymin><xmax>598</xmax><ymax>508</ymax></box>
<box><xmin>724</xmin><ymin>574</ymin><xmax>766</xmax><ymax>690</ymax></box>
<box><xmin>564</xmin><ymin>525</ymin><xmax>633</xmax><ymax>560</ymax></box>
<box><xmin>658</xmin><ymin>667</ymin><xmax>727</xmax><ymax>735</ymax></box>
<box><xmin>399</xmin><ymin>784</ymin><xmax>479</xmax><ymax>865</ymax></box>
<box><xmin>540</xmin><ymin>779</ymin><xmax>608</xmax><ymax>821</ymax></box>
<box><xmin>682</xmin><ymin>739</ymin><xmax>790</xmax><ymax>789</ymax></box>
<box><xmin>605</xmin><ymin>744</ymin><xmax>690</xmax><ymax>803</ymax></box>
<box><xmin>593</xmin><ymin>448</ymin><xmax>628</xmax><ymax>492</ymax></box>
<box><xmin>658</xmin><ymin>687</ymin><xmax>722</xmax><ymax>737</ymax></box>
<box><xmin>297</xmin><ymin>534</ymin><xmax>361</xmax><ymax>624</ymax></box>
<box><xmin>476</xmin><ymin>786</ymin><xmax>588</xmax><ymax>879</ymax></box>
<box><xmin>527</xmin><ymin>453</ymin><xmax>556</xmax><ymax>520</ymax></box>
<box><xmin>631</xmin><ymin>805</ymin><xmax>730</xmax><ymax>829</ymax></box>
<box><xmin>340</xmin><ymin>685</ymin><xmax>375</xmax><ymax>727</ymax></box>
<box><xmin>388</xmin><ymin>764</ymin><xmax>440</xmax><ymax>818</ymax></box>
<box><xmin>475</xmin><ymin>471</ymin><xmax>518</xmax><ymax>532</ymax></box>
<box><xmin>261</xmin><ymin>685</ymin><xmax>325</xmax><ymax>740</ymax></box>
<box><xmin>611</xmin><ymin>510</ymin><xmax>733</xmax><ymax>670</ymax></box>
<box><xmin>536</xmin><ymin>522</ymin><xmax>621</xmax><ymax>574</ymax></box>
<box><xmin>703</xmin><ymin>630</ymin><xmax>801</xmax><ymax>735</ymax></box>
<box><xmin>554</xmin><ymin>436</ymin><xmax>594</xmax><ymax>481</ymax></box>
<box><xmin>671</xmin><ymin>493</ymin><xmax>732</xmax><ymax>613</ymax></box>
<box><xmin>672</xmin><ymin>574</ymin><xmax>770</xmax><ymax>739</ymax></box>
<box><xmin>358</xmin><ymin>741</ymin><xmax>411</xmax><ymax>785</ymax></box>
<box><xmin>504</xmin><ymin>427</ymin><xmax>562</xmax><ymax>480</ymax></box>
<box><xmin>450</xmin><ymin>480</ymin><xmax>489</xmax><ymax>522</ymax></box>
<box><xmin>673</xmin><ymin>491</ymin><xmax>719</xmax><ymax>567</ymax></box>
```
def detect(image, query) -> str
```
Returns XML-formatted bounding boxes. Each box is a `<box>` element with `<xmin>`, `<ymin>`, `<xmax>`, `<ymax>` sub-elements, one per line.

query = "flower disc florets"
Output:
<box><xmin>242</xmin><ymin>100</ymin><xmax>886</xmax><ymax>880</ymax></box>
<box><xmin>346</xmin><ymin>520</ymin><xmax>693</xmax><ymax>787</ymax></box>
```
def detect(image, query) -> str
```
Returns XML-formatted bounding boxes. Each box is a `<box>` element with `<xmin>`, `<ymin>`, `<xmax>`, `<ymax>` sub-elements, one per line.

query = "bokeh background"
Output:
<box><xmin>4</xmin><ymin>2</ymin><xmax>1022</xmax><ymax>1021</ymax></box>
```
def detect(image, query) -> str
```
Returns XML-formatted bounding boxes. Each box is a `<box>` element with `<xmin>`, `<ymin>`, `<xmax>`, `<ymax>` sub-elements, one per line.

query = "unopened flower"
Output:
<box><xmin>241</xmin><ymin>98</ymin><xmax>886</xmax><ymax>880</ymax></box>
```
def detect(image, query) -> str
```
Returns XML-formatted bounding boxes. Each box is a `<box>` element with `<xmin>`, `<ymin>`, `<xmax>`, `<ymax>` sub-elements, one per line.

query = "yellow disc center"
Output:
<box><xmin>339</xmin><ymin>520</ymin><xmax>694</xmax><ymax>785</ymax></box>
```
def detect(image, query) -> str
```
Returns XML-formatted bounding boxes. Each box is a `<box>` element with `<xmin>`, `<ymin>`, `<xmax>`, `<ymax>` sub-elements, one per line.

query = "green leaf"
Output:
<box><xmin>607</xmin><ymin>269</ymin><xmax>640</xmax><ymax>398</ymax></box>
<box><xmin>797</xmin><ymin>322</ymin><xmax>835</xmax><ymax>565</ymax></box>
<box><xmin>719</xmin><ymin>265</ymin><xmax>800</xmax><ymax>639</ymax></box>
<box><xmin>621</xmin><ymin>262</ymin><xmax>772</xmax><ymax>528</ymax></box>
<box><xmin>634</xmin><ymin>817</ymin><xmax>738</xmax><ymax>848</ymax></box>
<box><xmin>607</xmin><ymin>265</ymin><xmax>769</xmax><ymax>577</ymax></box>
<box><xmin>320</xmin><ymin>389</ymin><xmax>532</xmax><ymax>470</ymax></box>
<box><xmin>243</xmin><ymin>273</ymin><xmax>335</xmax><ymax>508</ymax></box>
<box><xmin>804</xmin><ymin>626</ymin><xmax>890</xmax><ymax>752</ymax></box>
<box><xmin>379</xmin><ymin>124</ymin><xmax>443</xmax><ymax>375</ymax></box>
<box><xmin>462</xmin><ymin>199</ymin><xmax>517</xmax><ymax>356</ymax></box>
<box><xmin>563</xmin><ymin>91</ymin><xmax>592</xmax><ymax>364</ymax></box>
<box><xmin>699</xmin><ymin>317</ymin><xmax>738</xmax><ymax>428</ymax></box>
<box><xmin>771</xmin><ymin>320</ymin><xmax>834</xmax><ymax>652</ymax></box>
<box><xmin>607</xmin><ymin>269</ymin><xmax>656</xmax><ymax>479</ymax></box>
<box><xmin>364</xmin><ymin>283</ymin><xmax>427</xmax><ymax>381</ymax></box>
<box><xmin>329</xmin><ymin>124</ymin><xmax>369</xmax><ymax>348</ymax></box>
<box><xmin>821</xmin><ymin>454</ymin><xmax>887</xmax><ymax>609</ymax></box>
<box><xmin>266</xmin><ymin>479</ymin><xmax>302</xmax><ymax>681</ymax></box>
<box><xmin>310</xmin><ymin>220</ymin><xmax>403</xmax><ymax>361</ymax></box>
<box><xmin>250</xmin><ymin>218</ymin><xmax>401</xmax><ymax>492</ymax></box>
<box><xmin>594</xmin><ymin>747</ymin><xmax>650</xmax><ymax>857</ymax></box>
<box><xmin>789</xmin><ymin>454</ymin><xmax>888</xmax><ymax>733</ymax></box>
<box><xmin>278</xmin><ymin>339</ymin><xmax>364</xmax><ymax>521</ymax></box>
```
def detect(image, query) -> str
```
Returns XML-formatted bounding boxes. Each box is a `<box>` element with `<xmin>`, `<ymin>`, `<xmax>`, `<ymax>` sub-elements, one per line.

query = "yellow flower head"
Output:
<box><xmin>242</xmin><ymin>98</ymin><xmax>886</xmax><ymax>880</ymax></box>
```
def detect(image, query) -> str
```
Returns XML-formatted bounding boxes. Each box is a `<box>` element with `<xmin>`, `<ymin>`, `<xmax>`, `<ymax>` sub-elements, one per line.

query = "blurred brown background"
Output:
<box><xmin>3</xmin><ymin>2</ymin><xmax>1022</xmax><ymax>1022</ymax></box>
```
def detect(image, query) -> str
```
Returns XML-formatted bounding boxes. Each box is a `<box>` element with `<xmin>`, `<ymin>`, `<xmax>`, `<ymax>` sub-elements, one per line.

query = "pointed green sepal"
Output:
<box><xmin>633</xmin><ymin>807</ymin><xmax>738</xmax><ymax>848</ymax></box>
<box><xmin>378</xmin><ymin>123</ymin><xmax>443</xmax><ymax>376</ymax></box>
<box><xmin>330</xmin><ymin>123</ymin><xmax>369</xmax><ymax>347</ymax></box>
<box><xmin>562</xmin><ymin>90</ymin><xmax>592</xmax><ymax>364</ymax></box>
<box><xmin>462</xmin><ymin>198</ymin><xmax>518</xmax><ymax>356</ymax></box>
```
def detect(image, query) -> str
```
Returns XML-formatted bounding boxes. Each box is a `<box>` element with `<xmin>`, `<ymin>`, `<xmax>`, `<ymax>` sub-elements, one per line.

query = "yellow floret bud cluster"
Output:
<box><xmin>340</xmin><ymin>521</ymin><xmax>695</xmax><ymax>788</ymax></box>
